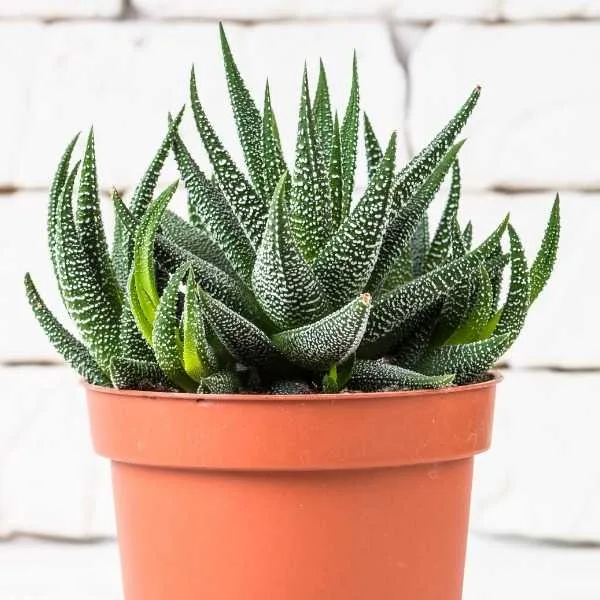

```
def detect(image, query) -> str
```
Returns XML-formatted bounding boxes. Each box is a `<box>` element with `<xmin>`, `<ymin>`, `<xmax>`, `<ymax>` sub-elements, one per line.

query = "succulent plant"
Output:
<box><xmin>25</xmin><ymin>25</ymin><xmax>560</xmax><ymax>394</ymax></box>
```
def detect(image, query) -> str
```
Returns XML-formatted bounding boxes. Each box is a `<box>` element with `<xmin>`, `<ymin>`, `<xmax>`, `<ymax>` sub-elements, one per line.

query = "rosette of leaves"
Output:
<box><xmin>25</xmin><ymin>25</ymin><xmax>560</xmax><ymax>394</ymax></box>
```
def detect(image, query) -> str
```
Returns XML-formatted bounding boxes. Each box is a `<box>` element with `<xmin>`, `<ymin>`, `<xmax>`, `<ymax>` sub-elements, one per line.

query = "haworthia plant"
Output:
<box><xmin>26</xmin><ymin>26</ymin><xmax>560</xmax><ymax>394</ymax></box>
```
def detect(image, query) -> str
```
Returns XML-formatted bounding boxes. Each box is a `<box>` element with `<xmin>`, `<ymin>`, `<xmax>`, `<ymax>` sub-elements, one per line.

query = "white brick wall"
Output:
<box><xmin>1</xmin><ymin>1</ymin><xmax>599</xmax><ymax>543</ymax></box>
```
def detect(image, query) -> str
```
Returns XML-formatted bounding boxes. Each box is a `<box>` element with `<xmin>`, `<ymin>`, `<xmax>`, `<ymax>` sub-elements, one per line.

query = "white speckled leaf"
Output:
<box><xmin>272</xmin><ymin>293</ymin><xmax>371</xmax><ymax>371</ymax></box>
<box><xmin>182</xmin><ymin>271</ymin><xmax>219</xmax><ymax>381</ymax></box>
<box><xmin>197</xmin><ymin>370</ymin><xmax>241</xmax><ymax>394</ymax></box>
<box><xmin>340</xmin><ymin>54</ymin><xmax>359</xmax><ymax>215</ymax></box>
<box><xmin>252</xmin><ymin>173</ymin><xmax>329</xmax><ymax>330</ymax></box>
<box><xmin>419</xmin><ymin>334</ymin><xmax>510</xmax><ymax>382</ymax></box>
<box><xmin>393</xmin><ymin>86</ymin><xmax>480</xmax><ymax>208</ymax></box>
<box><xmin>363</xmin><ymin>113</ymin><xmax>383</xmax><ymax>180</ymax></box>
<box><xmin>290</xmin><ymin>66</ymin><xmax>332</xmax><ymax>262</ymax></box>
<box><xmin>54</xmin><ymin>164</ymin><xmax>120</xmax><ymax>372</ymax></box>
<box><xmin>425</xmin><ymin>160</ymin><xmax>461</xmax><ymax>272</ymax></box>
<box><xmin>494</xmin><ymin>225</ymin><xmax>530</xmax><ymax>345</ymax></box>
<box><xmin>190</xmin><ymin>68</ymin><xmax>267</xmax><ymax>249</ymax></box>
<box><xmin>161</xmin><ymin>210</ymin><xmax>234</xmax><ymax>276</ymax></box>
<box><xmin>109</xmin><ymin>356</ymin><xmax>170</xmax><ymax>391</ymax></box>
<box><xmin>329</xmin><ymin>114</ymin><xmax>343</xmax><ymax>227</ymax></box>
<box><xmin>25</xmin><ymin>274</ymin><xmax>109</xmax><ymax>386</ymax></box>
<box><xmin>199</xmin><ymin>290</ymin><xmax>282</xmax><ymax>367</ymax></box>
<box><xmin>313</xmin><ymin>59</ymin><xmax>334</xmax><ymax>161</ymax></box>
<box><xmin>155</xmin><ymin>235</ymin><xmax>261</xmax><ymax>325</ymax></box>
<box><xmin>350</xmin><ymin>359</ymin><xmax>453</xmax><ymax>392</ymax></box>
<box><xmin>130</xmin><ymin>110</ymin><xmax>184</xmax><ymax>223</ymax></box>
<box><xmin>172</xmin><ymin>129</ymin><xmax>255</xmax><ymax>281</ymax></box>
<box><xmin>314</xmin><ymin>134</ymin><xmax>396</xmax><ymax>307</ymax></box>
<box><xmin>369</xmin><ymin>141</ymin><xmax>464</xmax><ymax>292</ymax></box>
<box><xmin>262</xmin><ymin>81</ymin><xmax>288</xmax><ymax>204</ymax></box>
<box><xmin>76</xmin><ymin>129</ymin><xmax>122</xmax><ymax>312</ymax></box>
<box><xmin>219</xmin><ymin>24</ymin><xmax>267</xmax><ymax>202</ymax></box>
<box><xmin>410</xmin><ymin>213</ymin><xmax>430</xmax><ymax>277</ymax></box>
<box><xmin>364</xmin><ymin>218</ymin><xmax>507</xmax><ymax>347</ymax></box>
<box><xmin>114</xmin><ymin>111</ymin><xmax>183</xmax><ymax>289</ymax></box>
<box><xmin>445</xmin><ymin>266</ymin><xmax>494</xmax><ymax>345</ymax></box>
<box><xmin>48</xmin><ymin>134</ymin><xmax>80</xmax><ymax>290</ymax></box>
<box><xmin>530</xmin><ymin>195</ymin><xmax>560</xmax><ymax>304</ymax></box>
<box><xmin>152</xmin><ymin>263</ymin><xmax>198</xmax><ymax>392</ymax></box>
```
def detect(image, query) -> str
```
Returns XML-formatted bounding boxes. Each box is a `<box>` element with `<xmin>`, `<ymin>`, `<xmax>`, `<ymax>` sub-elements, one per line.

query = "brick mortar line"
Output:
<box><xmin>5</xmin><ymin>15</ymin><xmax>600</xmax><ymax>25</ymax></box>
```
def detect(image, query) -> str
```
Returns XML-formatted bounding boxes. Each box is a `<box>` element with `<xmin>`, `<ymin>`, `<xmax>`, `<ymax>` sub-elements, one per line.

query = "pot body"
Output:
<box><xmin>86</xmin><ymin>376</ymin><xmax>498</xmax><ymax>600</ymax></box>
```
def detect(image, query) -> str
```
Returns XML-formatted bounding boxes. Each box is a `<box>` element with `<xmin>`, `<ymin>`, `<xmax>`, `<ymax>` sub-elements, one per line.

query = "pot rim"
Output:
<box><xmin>83</xmin><ymin>370</ymin><xmax>502</xmax><ymax>403</ymax></box>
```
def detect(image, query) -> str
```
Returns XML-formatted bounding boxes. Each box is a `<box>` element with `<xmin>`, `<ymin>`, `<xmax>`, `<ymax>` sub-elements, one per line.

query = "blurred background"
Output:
<box><xmin>1</xmin><ymin>0</ymin><xmax>600</xmax><ymax>598</ymax></box>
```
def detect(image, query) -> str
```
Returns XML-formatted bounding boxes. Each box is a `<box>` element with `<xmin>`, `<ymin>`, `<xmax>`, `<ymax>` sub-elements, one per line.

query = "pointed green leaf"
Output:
<box><xmin>424</xmin><ymin>160</ymin><xmax>461</xmax><ymax>272</ymax></box>
<box><xmin>329</xmin><ymin>114</ymin><xmax>344</xmax><ymax>227</ymax></box>
<box><xmin>314</xmin><ymin>134</ymin><xmax>396</xmax><ymax>307</ymax></box>
<box><xmin>411</xmin><ymin>214</ymin><xmax>430</xmax><ymax>277</ymax></box>
<box><xmin>49</xmin><ymin>133</ymin><xmax>80</xmax><ymax>286</ymax></box>
<box><xmin>392</xmin><ymin>303</ymin><xmax>442</xmax><ymax>369</ymax></box>
<box><xmin>109</xmin><ymin>357</ymin><xmax>170</xmax><ymax>391</ymax></box>
<box><xmin>131</xmin><ymin>181</ymin><xmax>179</xmax><ymax>331</ymax></box>
<box><xmin>129</xmin><ymin>109</ymin><xmax>184</xmax><ymax>223</ymax></box>
<box><xmin>494</xmin><ymin>225</ymin><xmax>530</xmax><ymax>344</ymax></box>
<box><xmin>432</xmin><ymin>218</ymin><xmax>476</xmax><ymax>341</ymax></box>
<box><xmin>118</xmin><ymin>303</ymin><xmax>155</xmax><ymax>362</ymax></box>
<box><xmin>182</xmin><ymin>270</ymin><xmax>218</xmax><ymax>381</ymax></box>
<box><xmin>419</xmin><ymin>334</ymin><xmax>510</xmax><ymax>381</ymax></box>
<box><xmin>161</xmin><ymin>209</ymin><xmax>234</xmax><ymax>276</ymax></box>
<box><xmin>112</xmin><ymin>189</ymin><xmax>135</xmax><ymax>238</ymax></box>
<box><xmin>251</xmin><ymin>173</ymin><xmax>329</xmax><ymax>330</ymax></box>
<box><xmin>530</xmin><ymin>194</ymin><xmax>560</xmax><ymax>304</ymax></box>
<box><xmin>340</xmin><ymin>53</ymin><xmax>360</xmax><ymax>214</ymax></box>
<box><xmin>484</xmin><ymin>243</ymin><xmax>510</xmax><ymax>311</ymax></box>
<box><xmin>322</xmin><ymin>355</ymin><xmax>355</xmax><ymax>393</ymax></box>
<box><xmin>172</xmin><ymin>128</ymin><xmax>255</xmax><ymax>280</ymax></box>
<box><xmin>197</xmin><ymin>370</ymin><xmax>241</xmax><ymax>394</ymax></box>
<box><xmin>262</xmin><ymin>81</ymin><xmax>287</xmax><ymax>202</ymax></box>
<box><xmin>156</xmin><ymin>234</ymin><xmax>262</xmax><ymax>326</ymax></box>
<box><xmin>380</xmin><ymin>249</ymin><xmax>413</xmax><ymax>294</ymax></box>
<box><xmin>190</xmin><ymin>67</ymin><xmax>267</xmax><ymax>248</ymax></box>
<box><xmin>363</xmin><ymin>217</ymin><xmax>507</xmax><ymax>347</ymax></box>
<box><xmin>152</xmin><ymin>263</ymin><xmax>198</xmax><ymax>392</ymax></box>
<box><xmin>199</xmin><ymin>290</ymin><xmax>282</xmax><ymax>367</ymax></box>
<box><xmin>54</xmin><ymin>163</ymin><xmax>120</xmax><ymax>372</ymax></box>
<box><xmin>369</xmin><ymin>141</ymin><xmax>465</xmax><ymax>292</ymax></box>
<box><xmin>24</xmin><ymin>274</ymin><xmax>109</xmax><ymax>386</ymax></box>
<box><xmin>272</xmin><ymin>293</ymin><xmax>371</xmax><ymax>371</ymax></box>
<box><xmin>111</xmin><ymin>188</ymin><xmax>135</xmax><ymax>291</ymax></box>
<box><xmin>363</xmin><ymin>113</ymin><xmax>383</xmax><ymax>179</ymax></box>
<box><xmin>219</xmin><ymin>23</ymin><xmax>266</xmax><ymax>201</ymax></box>
<box><xmin>114</xmin><ymin>110</ymin><xmax>184</xmax><ymax>286</ymax></box>
<box><xmin>393</xmin><ymin>86</ymin><xmax>480</xmax><ymax>207</ymax></box>
<box><xmin>446</xmin><ymin>266</ymin><xmax>494</xmax><ymax>344</ymax></box>
<box><xmin>463</xmin><ymin>221</ymin><xmax>473</xmax><ymax>251</ymax></box>
<box><xmin>76</xmin><ymin>129</ymin><xmax>122</xmax><ymax>312</ymax></box>
<box><xmin>128</xmin><ymin>270</ymin><xmax>154</xmax><ymax>345</ymax></box>
<box><xmin>290</xmin><ymin>65</ymin><xmax>331</xmax><ymax>262</ymax></box>
<box><xmin>313</xmin><ymin>59</ymin><xmax>334</xmax><ymax>160</ymax></box>
<box><xmin>350</xmin><ymin>359</ymin><xmax>453</xmax><ymax>392</ymax></box>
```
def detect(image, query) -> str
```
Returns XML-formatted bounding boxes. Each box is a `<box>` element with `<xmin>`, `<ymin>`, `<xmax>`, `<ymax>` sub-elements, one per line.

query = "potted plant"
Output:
<box><xmin>25</xmin><ymin>25</ymin><xmax>559</xmax><ymax>600</ymax></box>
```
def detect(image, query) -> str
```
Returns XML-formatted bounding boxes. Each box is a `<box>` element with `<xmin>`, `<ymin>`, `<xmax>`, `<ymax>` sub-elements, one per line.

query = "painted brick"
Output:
<box><xmin>0</xmin><ymin>0</ymin><xmax>122</xmax><ymax>19</ymax></box>
<box><xmin>0</xmin><ymin>365</ymin><xmax>114</xmax><ymax>539</ymax></box>
<box><xmin>16</xmin><ymin>22</ymin><xmax>406</xmax><ymax>192</ymax></box>
<box><xmin>472</xmin><ymin>369</ymin><xmax>600</xmax><ymax>543</ymax></box>
<box><xmin>408</xmin><ymin>23</ymin><xmax>600</xmax><ymax>191</ymax></box>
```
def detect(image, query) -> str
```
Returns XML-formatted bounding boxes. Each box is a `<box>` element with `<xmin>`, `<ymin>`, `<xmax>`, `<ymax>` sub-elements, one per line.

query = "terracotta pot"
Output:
<box><xmin>85</xmin><ymin>373</ymin><xmax>500</xmax><ymax>600</ymax></box>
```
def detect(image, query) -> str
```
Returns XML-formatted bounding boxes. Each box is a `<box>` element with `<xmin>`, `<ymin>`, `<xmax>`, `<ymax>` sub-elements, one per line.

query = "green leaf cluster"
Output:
<box><xmin>25</xmin><ymin>26</ymin><xmax>560</xmax><ymax>394</ymax></box>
